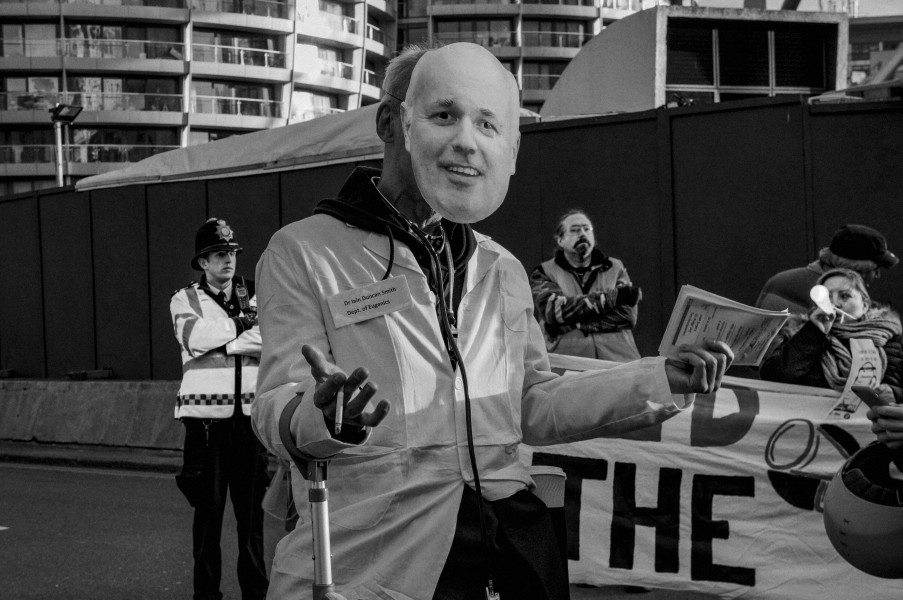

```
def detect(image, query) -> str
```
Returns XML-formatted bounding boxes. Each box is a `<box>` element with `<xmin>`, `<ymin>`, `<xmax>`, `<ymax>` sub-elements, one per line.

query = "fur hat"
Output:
<box><xmin>828</xmin><ymin>224</ymin><xmax>898</xmax><ymax>269</ymax></box>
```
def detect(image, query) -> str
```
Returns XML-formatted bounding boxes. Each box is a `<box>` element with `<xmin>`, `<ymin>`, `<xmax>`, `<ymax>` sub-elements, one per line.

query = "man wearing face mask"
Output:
<box><xmin>253</xmin><ymin>43</ymin><xmax>733</xmax><ymax>600</ymax></box>
<box><xmin>531</xmin><ymin>209</ymin><xmax>642</xmax><ymax>362</ymax></box>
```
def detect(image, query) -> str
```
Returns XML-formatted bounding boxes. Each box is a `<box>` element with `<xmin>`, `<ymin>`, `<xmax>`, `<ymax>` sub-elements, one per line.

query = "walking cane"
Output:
<box><xmin>307</xmin><ymin>459</ymin><xmax>335</xmax><ymax>600</ymax></box>
<box><xmin>279</xmin><ymin>396</ymin><xmax>336</xmax><ymax>600</ymax></box>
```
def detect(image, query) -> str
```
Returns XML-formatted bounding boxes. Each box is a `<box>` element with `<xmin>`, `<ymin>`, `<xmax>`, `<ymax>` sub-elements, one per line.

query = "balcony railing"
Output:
<box><xmin>192</xmin><ymin>43</ymin><xmax>285</xmax><ymax>68</ymax></box>
<box><xmin>600</xmin><ymin>0</ymin><xmax>642</xmax><ymax>8</ymax></box>
<box><xmin>522</xmin><ymin>73</ymin><xmax>561</xmax><ymax>90</ymax></box>
<box><xmin>523</xmin><ymin>0</ymin><xmax>596</xmax><ymax>6</ymax></box>
<box><xmin>319</xmin><ymin>60</ymin><xmax>354</xmax><ymax>80</ymax></box>
<box><xmin>0</xmin><ymin>92</ymin><xmax>60</xmax><ymax>111</ymax></box>
<box><xmin>67</xmin><ymin>91</ymin><xmax>183</xmax><ymax>112</ymax></box>
<box><xmin>61</xmin><ymin>38</ymin><xmax>186</xmax><ymax>59</ymax></box>
<box><xmin>1</xmin><ymin>39</ymin><xmax>60</xmax><ymax>58</ymax></box>
<box><xmin>0</xmin><ymin>91</ymin><xmax>183</xmax><ymax>112</ymax></box>
<box><xmin>62</xmin><ymin>0</ymin><xmax>189</xmax><ymax>7</ymax></box>
<box><xmin>367</xmin><ymin>24</ymin><xmax>384</xmax><ymax>45</ymax></box>
<box><xmin>364</xmin><ymin>69</ymin><xmax>384</xmax><ymax>89</ymax></box>
<box><xmin>67</xmin><ymin>144</ymin><xmax>180</xmax><ymax>163</ymax></box>
<box><xmin>521</xmin><ymin>30</ymin><xmax>592</xmax><ymax>49</ymax></box>
<box><xmin>294</xmin><ymin>106</ymin><xmax>343</xmax><ymax>122</ymax></box>
<box><xmin>433</xmin><ymin>31</ymin><xmax>516</xmax><ymax>48</ymax></box>
<box><xmin>192</xmin><ymin>94</ymin><xmax>282</xmax><ymax>117</ymax></box>
<box><xmin>316</xmin><ymin>12</ymin><xmax>358</xmax><ymax>35</ymax></box>
<box><xmin>0</xmin><ymin>144</ymin><xmax>179</xmax><ymax>165</ymax></box>
<box><xmin>433</xmin><ymin>0</ymin><xmax>518</xmax><ymax>4</ymax></box>
<box><xmin>0</xmin><ymin>145</ymin><xmax>55</xmax><ymax>164</ymax></box>
<box><xmin>0</xmin><ymin>38</ymin><xmax>186</xmax><ymax>59</ymax></box>
<box><xmin>191</xmin><ymin>0</ymin><xmax>289</xmax><ymax>19</ymax></box>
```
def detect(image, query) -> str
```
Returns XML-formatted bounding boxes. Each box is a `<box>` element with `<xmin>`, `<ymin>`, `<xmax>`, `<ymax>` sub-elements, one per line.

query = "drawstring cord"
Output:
<box><xmin>381</xmin><ymin>225</ymin><xmax>395</xmax><ymax>281</ymax></box>
<box><xmin>369</xmin><ymin>178</ymin><xmax>494</xmax><ymax>593</ymax></box>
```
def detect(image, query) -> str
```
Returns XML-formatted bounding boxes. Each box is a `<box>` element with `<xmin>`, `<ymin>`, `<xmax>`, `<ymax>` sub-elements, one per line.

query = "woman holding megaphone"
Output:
<box><xmin>759</xmin><ymin>268</ymin><xmax>903</xmax><ymax>404</ymax></box>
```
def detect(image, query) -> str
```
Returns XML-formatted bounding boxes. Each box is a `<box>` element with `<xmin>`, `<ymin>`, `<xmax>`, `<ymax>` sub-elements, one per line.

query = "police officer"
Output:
<box><xmin>170</xmin><ymin>218</ymin><xmax>269</xmax><ymax>600</ymax></box>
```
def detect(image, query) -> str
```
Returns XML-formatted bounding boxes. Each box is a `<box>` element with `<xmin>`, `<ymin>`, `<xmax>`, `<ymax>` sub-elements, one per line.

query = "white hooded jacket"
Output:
<box><xmin>253</xmin><ymin>169</ymin><xmax>690</xmax><ymax>599</ymax></box>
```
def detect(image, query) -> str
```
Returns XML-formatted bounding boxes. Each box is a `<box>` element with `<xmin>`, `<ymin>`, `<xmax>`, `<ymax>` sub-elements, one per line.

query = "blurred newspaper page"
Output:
<box><xmin>659</xmin><ymin>285</ymin><xmax>789</xmax><ymax>367</ymax></box>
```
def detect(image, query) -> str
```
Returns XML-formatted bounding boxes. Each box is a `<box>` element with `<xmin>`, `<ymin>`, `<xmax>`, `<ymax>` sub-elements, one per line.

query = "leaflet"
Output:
<box><xmin>659</xmin><ymin>285</ymin><xmax>789</xmax><ymax>367</ymax></box>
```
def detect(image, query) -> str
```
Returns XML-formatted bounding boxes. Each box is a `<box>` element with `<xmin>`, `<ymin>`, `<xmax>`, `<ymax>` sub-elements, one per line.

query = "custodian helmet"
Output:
<box><xmin>822</xmin><ymin>442</ymin><xmax>903</xmax><ymax>579</ymax></box>
<box><xmin>191</xmin><ymin>218</ymin><xmax>243</xmax><ymax>270</ymax></box>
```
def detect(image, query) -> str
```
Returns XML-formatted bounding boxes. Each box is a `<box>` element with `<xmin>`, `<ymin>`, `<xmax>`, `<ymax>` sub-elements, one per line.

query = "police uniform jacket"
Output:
<box><xmin>170</xmin><ymin>278</ymin><xmax>261</xmax><ymax>419</ymax></box>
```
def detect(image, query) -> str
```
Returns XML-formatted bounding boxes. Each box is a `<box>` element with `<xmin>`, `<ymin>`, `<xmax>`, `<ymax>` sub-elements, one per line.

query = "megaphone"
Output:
<box><xmin>822</xmin><ymin>442</ymin><xmax>903</xmax><ymax>579</ymax></box>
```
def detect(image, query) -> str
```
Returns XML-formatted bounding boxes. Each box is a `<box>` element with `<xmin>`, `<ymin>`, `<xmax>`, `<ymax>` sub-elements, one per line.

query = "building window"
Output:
<box><xmin>2</xmin><ymin>76</ymin><xmax>59</xmax><ymax>111</ymax></box>
<box><xmin>193</xmin><ymin>29</ymin><xmax>283</xmax><ymax>67</ymax></box>
<box><xmin>63</xmin><ymin>23</ymin><xmax>182</xmax><ymax>59</ymax></box>
<box><xmin>522</xmin><ymin>20</ymin><xmax>591</xmax><ymax>49</ymax></box>
<box><xmin>189</xmin><ymin>129</ymin><xmax>240</xmax><ymax>145</ymax></box>
<box><xmin>69</xmin><ymin>127</ymin><xmax>179</xmax><ymax>163</ymax></box>
<box><xmin>0</xmin><ymin>128</ymin><xmax>55</xmax><ymax>166</ymax></box>
<box><xmin>399</xmin><ymin>25</ymin><xmax>428</xmax><ymax>47</ymax></box>
<box><xmin>522</xmin><ymin>61</ymin><xmax>566</xmax><ymax>90</ymax></box>
<box><xmin>192</xmin><ymin>80</ymin><xmax>280</xmax><ymax>117</ymax></box>
<box><xmin>665</xmin><ymin>19</ymin><xmax>834</xmax><ymax>105</ymax></box>
<box><xmin>1</xmin><ymin>23</ymin><xmax>58</xmax><ymax>58</ymax></box>
<box><xmin>434</xmin><ymin>19</ymin><xmax>515</xmax><ymax>48</ymax></box>
<box><xmin>67</xmin><ymin>76</ymin><xmax>180</xmax><ymax>111</ymax></box>
<box><xmin>290</xmin><ymin>90</ymin><xmax>339</xmax><ymax>123</ymax></box>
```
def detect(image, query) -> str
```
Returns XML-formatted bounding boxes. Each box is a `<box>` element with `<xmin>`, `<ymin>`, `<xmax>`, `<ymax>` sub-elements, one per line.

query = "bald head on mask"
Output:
<box><xmin>400</xmin><ymin>42</ymin><xmax>521</xmax><ymax>224</ymax></box>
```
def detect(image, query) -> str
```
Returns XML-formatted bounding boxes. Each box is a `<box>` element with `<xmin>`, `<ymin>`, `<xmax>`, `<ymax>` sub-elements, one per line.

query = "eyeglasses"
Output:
<box><xmin>564</xmin><ymin>225</ymin><xmax>593</xmax><ymax>236</ymax></box>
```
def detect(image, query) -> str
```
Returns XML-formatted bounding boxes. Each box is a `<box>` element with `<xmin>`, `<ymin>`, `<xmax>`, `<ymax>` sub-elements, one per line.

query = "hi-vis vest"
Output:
<box><xmin>170</xmin><ymin>280</ymin><xmax>261</xmax><ymax>419</ymax></box>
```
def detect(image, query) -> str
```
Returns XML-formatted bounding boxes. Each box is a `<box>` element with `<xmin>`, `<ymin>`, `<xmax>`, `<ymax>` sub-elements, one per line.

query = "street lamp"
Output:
<box><xmin>49</xmin><ymin>103</ymin><xmax>83</xmax><ymax>187</ymax></box>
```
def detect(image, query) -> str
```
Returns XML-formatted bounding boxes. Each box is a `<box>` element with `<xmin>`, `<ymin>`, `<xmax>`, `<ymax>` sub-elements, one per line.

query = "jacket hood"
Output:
<box><xmin>314</xmin><ymin>166</ymin><xmax>475</xmax><ymax>277</ymax></box>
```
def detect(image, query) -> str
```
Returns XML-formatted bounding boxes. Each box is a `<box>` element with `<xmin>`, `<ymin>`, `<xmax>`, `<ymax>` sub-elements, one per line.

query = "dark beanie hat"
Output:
<box><xmin>829</xmin><ymin>224</ymin><xmax>898</xmax><ymax>269</ymax></box>
<box><xmin>191</xmin><ymin>218</ymin><xmax>243</xmax><ymax>270</ymax></box>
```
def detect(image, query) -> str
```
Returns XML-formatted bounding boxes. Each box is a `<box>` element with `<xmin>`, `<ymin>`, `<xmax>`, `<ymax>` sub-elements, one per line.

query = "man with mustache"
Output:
<box><xmin>531</xmin><ymin>209</ymin><xmax>642</xmax><ymax>362</ymax></box>
<box><xmin>253</xmin><ymin>43</ymin><xmax>732</xmax><ymax>600</ymax></box>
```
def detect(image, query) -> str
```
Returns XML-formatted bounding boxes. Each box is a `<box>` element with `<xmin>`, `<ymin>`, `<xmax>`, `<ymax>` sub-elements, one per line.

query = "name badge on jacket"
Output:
<box><xmin>328</xmin><ymin>275</ymin><xmax>412</xmax><ymax>328</ymax></box>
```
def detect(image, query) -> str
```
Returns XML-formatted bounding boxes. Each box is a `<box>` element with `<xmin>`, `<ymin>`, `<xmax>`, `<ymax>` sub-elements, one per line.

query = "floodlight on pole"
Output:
<box><xmin>49</xmin><ymin>103</ymin><xmax>83</xmax><ymax>187</ymax></box>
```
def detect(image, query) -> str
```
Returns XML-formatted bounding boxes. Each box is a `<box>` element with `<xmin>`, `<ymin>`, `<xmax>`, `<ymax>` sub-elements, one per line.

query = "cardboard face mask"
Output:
<box><xmin>403</xmin><ymin>44</ymin><xmax>520</xmax><ymax>224</ymax></box>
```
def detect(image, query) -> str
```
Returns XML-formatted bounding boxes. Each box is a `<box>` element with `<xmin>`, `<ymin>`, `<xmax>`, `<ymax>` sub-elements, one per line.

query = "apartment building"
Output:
<box><xmin>0</xmin><ymin>0</ymin><xmax>396</xmax><ymax>195</ymax></box>
<box><xmin>397</xmin><ymin>0</ymin><xmax>649</xmax><ymax>114</ymax></box>
<box><xmin>1</xmin><ymin>0</ymin><xmax>896</xmax><ymax>196</ymax></box>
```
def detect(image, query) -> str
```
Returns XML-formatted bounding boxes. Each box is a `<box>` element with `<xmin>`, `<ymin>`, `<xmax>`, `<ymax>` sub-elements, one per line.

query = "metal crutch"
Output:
<box><xmin>279</xmin><ymin>395</ymin><xmax>336</xmax><ymax>600</ymax></box>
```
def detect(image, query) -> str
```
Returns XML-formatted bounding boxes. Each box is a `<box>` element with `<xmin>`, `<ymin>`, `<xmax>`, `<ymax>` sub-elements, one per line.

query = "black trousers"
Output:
<box><xmin>178</xmin><ymin>415</ymin><xmax>270</xmax><ymax>600</ymax></box>
<box><xmin>433</xmin><ymin>485</ymin><xmax>570</xmax><ymax>600</ymax></box>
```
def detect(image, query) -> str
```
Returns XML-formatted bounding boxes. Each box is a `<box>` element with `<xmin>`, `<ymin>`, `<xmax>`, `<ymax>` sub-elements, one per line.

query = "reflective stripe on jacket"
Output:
<box><xmin>534</xmin><ymin>255</ymin><xmax>641</xmax><ymax>362</ymax></box>
<box><xmin>170</xmin><ymin>281</ymin><xmax>261</xmax><ymax>419</ymax></box>
<box><xmin>253</xmin><ymin>210</ymin><xmax>689</xmax><ymax>600</ymax></box>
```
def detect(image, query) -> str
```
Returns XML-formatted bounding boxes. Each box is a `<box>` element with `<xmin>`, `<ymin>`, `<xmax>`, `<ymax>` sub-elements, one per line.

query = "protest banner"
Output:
<box><xmin>522</xmin><ymin>354</ymin><xmax>903</xmax><ymax>599</ymax></box>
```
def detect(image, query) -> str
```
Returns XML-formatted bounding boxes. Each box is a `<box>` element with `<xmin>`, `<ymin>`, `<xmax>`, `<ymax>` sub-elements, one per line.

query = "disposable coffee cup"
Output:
<box><xmin>528</xmin><ymin>465</ymin><xmax>567</xmax><ymax>508</ymax></box>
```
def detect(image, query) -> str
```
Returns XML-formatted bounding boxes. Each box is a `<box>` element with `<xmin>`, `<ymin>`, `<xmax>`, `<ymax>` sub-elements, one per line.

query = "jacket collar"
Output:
<box><xmin>553</xmin><ymin>247</ymin><xmax>612</xmax><ymax>274</ymax></box>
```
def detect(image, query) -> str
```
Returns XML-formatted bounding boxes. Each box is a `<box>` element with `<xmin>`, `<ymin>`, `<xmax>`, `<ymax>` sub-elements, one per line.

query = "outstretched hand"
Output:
<box><xmin>665</xmin><ymin>339</ymin><xmax>733</xmax><ymax>395</ymax></box>
<box><xmin>301</xmin><ymin>344</ymin><xmax>391</xmax><ymax>430</ymax></box>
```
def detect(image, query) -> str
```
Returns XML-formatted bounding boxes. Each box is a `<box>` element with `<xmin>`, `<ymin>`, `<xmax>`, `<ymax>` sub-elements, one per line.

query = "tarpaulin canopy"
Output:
<box><xmin>75</xmin><ymin>104</ymin><xmax>383</xmax><ymax>191</ymax></box>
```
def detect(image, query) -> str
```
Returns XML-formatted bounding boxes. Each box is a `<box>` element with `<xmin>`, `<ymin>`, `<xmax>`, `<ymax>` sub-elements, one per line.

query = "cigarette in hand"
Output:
<box><xmin>334</xmin><ymin>389</ymin><xmax>344</xmax><ymax>435</ymax></box>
